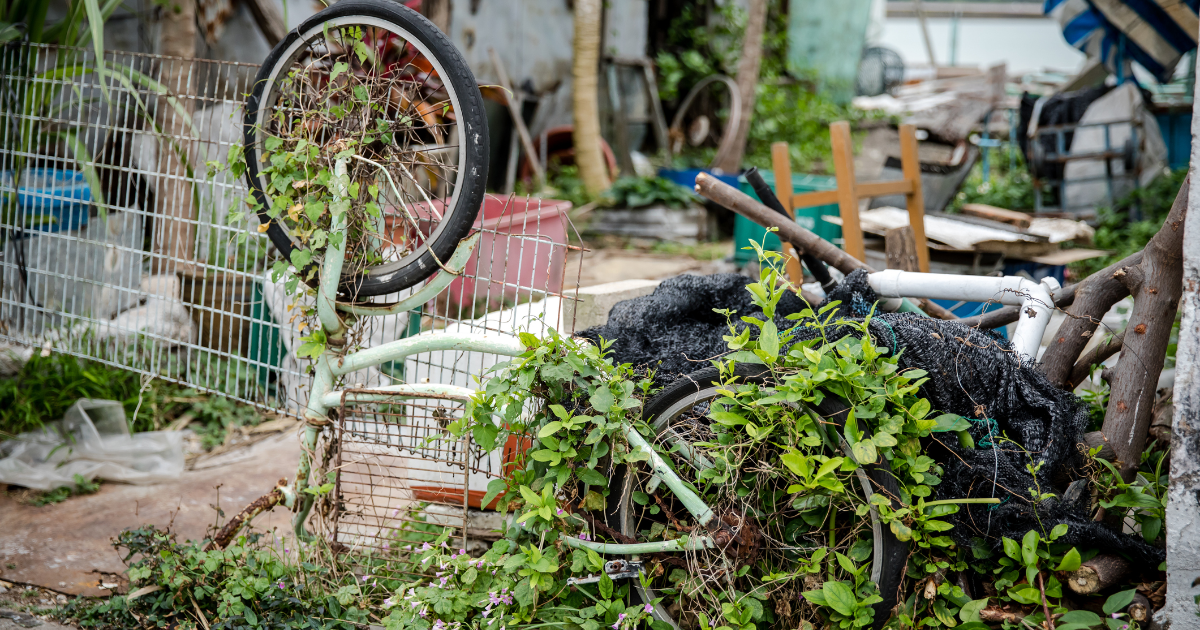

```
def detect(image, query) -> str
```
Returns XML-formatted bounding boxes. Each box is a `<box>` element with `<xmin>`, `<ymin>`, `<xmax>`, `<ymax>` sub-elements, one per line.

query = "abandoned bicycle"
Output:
<box><xmin>224</xmin><ymin>3</ymin><xmax>1065</xmax><ymax>628</ymax></box>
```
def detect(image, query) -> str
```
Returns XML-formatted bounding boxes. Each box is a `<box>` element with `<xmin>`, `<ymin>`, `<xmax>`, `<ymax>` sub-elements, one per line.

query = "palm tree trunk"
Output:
<box><xmin>571</xmin><ymin>0</ymin><xmax>610</xmax><ymax>196</ymax></box>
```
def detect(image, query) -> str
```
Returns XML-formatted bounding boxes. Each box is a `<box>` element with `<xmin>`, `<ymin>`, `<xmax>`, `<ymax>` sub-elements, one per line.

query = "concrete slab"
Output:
<box><xmin>0</xmin><ymin>432</ymin><xmax>300</xmax><ymax>596</ymax></box>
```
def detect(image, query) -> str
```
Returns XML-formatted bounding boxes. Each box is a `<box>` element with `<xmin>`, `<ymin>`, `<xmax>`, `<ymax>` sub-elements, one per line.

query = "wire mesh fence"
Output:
<box><xmin>0</xmin><ymin>42</ymin><xmax>584</xmax><ymax>420</ymax></box>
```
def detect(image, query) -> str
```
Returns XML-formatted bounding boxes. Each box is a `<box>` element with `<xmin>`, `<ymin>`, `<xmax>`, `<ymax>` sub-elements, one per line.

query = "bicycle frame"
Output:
<box><xmin>278</xmin><ymin>159</ymin><xmax>1046</xmax><ymax>555</ymax></box>
<box><xmin>281</xmin><ymin>160</ymin><xmax>725</xmax><ymax>553</ymax></box>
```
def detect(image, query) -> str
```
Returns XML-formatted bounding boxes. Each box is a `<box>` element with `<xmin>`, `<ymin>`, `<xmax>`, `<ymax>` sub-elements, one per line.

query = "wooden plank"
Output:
<box><xmin>770</xmin><ymin>142</ymin><xmax>805</xmax><ymax>285</ymax></box>
<box><xmin>960</xmin><ymin>203</ymin><xmax>1033</xmax><ymax>228</ymax></box>
<box><xmin>898</xmin><ymin>124</ymin><xmax>930</xmax><ymax>272</ymax></box>
<box><xmin>830</xmin><ymin>121</ymin><xmax>865</xmax><ymax>262</ymax></box>
<box><xmin>885</xmin><ymin>226</ymin><xmax>921</xmax><ymax>272</ymax></box>
<box><xmin>244</xmin><ymin>0</ymin><xmax>285</xmax><ymax>46</ymax></box>
<box><xmin>856</xmin><ymin>180</ymin><xmax>913</xmax><ymax>198</ymax></box>
<box><xmin>490</xmin><ymin>48</ymin><xmax>545</xmax><ymax>190</ymax></box>
<box><xmin>792</xmin><ymin>190</ymin><xmax>840</xmax><ymax>208</ymax></box>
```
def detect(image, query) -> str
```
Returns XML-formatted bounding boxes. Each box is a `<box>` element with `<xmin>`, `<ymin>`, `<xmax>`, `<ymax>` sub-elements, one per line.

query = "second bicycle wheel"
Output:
<box><xmin>243</xmin><ymin>0</ymin><xmax>488</xmax><ymax>298</ymax></box>
<box><xmin>607</xmin><ymin>365</ymin><xmax>907</xmax><ymax>630</ymax></box>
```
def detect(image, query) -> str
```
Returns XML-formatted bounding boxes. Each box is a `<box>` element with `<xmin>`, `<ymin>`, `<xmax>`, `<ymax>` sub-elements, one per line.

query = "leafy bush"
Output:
<box><xmin>950</xmin><ymin>148</ymin><xmax>1041</xmax><ymax>212</ymax></box>
<box><xmin>1072</xmin><ymin>167</ymin><xmax>1187</xmax><ymax>278</ymax></box>
<box><xmin>0</xmin><ymin>350</ymin><xmax>264</xmax><ymax>449</ymax></box>
<box><xmin>602</xmin><ymin>176</ymin><xmax>699</xmax><ymax>209</ymax></box>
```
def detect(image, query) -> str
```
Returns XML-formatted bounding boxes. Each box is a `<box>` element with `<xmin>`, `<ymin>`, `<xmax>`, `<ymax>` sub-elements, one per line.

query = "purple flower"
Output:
<box><xmin>383</xmin><ymin>598</ymin><xmax>394</xmax><ymax>608</ymax></box>
<box><xmin>579</xmin><ymin>533</ymin><xmax>590</xmax><ymax>541</ymax></box>
<box><xmin>459</xmin><ymin>548</ymin><xmax>466</xmax><ymax>555</ymax></box>
<box><xmin>644</xmin><ymin>604</ymin><xmax>653</xmax><ymax>613</ymax></box>
<box><xmin>556</xmin><ymin>508</ymin><xmax>565</xmax><ymax>516</ymax></box>
<box><xmin>361</xmin><ymin>574</ymin><xmax>371</xmax><ymax>582</ymax></box>
<box><xmin>276</xmin><ymin>582</ymin><xmax>285</xmax><ymax>589</ymax></box>
<box><xmin>422</xmin><ymin>542</ymin><xmax>433</xmax><ymax>551</ymax></box>
<box><xmin>433</xmin><ymin>620</ymin><xmax>445</xmax><ymax>630</ymax></box>
<box><xmin>1112</xmin><ymin>614</ymin><xmax>1120</xmax><ymax>619</ymax></box>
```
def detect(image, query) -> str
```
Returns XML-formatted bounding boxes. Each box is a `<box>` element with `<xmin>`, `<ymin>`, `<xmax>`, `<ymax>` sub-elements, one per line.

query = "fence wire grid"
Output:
<box><xmin>0</xmin><ymin>42</ymin><xmax>584</xmax><ymax>419</ymax></box>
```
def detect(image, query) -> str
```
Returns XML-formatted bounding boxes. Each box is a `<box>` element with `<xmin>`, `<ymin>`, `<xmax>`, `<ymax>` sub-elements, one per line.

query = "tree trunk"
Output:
<box><xmin>1038</xmin><ymin>250</ymin><xmax>1146</xmax><ymax>386</ymax></box>
<box><xmin>1102</xmin><ymin>176</ymin><xmax>1188</xmax><ymax>481</ymax></box>
<box><xmin>1164</xmin><ymin>104</ymin><xmax>1200</xmax><ymax>625</ymax></box>
<box><xmin>713</xmin><ymin>0</ymin><xmax>767</xmax><ymax>173</ymax></box>
<box><xmin>571</xmin><ymin>0</ymin><xmax>610</xmax><ymax>196</ymax></box>
<box><xmin>153</xmin><ymin>0</ymin><xmax>197</xmax><ymax>274</ymax></box>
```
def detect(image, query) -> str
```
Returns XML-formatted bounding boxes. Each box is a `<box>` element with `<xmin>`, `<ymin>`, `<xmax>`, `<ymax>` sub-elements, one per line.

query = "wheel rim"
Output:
<box><xmin>622</xmin><ymin>383</ymin><xmax>887</xmax><ymax>630</ymax></box>
<box><xmin>249</xmin><ymin>13</ymin><xmax>468</xmax><ymax>279</ymax></box>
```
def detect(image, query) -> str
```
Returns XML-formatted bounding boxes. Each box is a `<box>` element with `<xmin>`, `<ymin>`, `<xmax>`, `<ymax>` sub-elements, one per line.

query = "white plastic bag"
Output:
<box><xmin>0</xmin><ymin>399</ymin><xmax>184</xmax><ymax>490</ymax></box>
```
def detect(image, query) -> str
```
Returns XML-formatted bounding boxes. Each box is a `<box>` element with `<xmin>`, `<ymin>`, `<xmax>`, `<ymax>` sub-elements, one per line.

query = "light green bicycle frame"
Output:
<box><xmin>284</xmin><ymin>159</ymin><xmax>721</xmax><ymax>554</ymax></box>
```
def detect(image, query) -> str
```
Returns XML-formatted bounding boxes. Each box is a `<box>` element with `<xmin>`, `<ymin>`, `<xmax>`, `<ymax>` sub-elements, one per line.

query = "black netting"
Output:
<box><xmin>579</xmin><ymin>271</ymin><xmax>1163</xmax><ymax>565</ymax></box>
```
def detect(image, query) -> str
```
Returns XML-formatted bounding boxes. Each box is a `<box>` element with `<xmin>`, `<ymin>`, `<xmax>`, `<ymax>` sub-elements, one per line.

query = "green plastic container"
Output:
<box><xmin>734</xmin><ymin>172</ymin><xmax>842</xmax><ymax>264</ymax></box>
<box><xmin>248</xmin><ymin>282</ymin><xmax>288</xmax><ymax>389</ymax></box>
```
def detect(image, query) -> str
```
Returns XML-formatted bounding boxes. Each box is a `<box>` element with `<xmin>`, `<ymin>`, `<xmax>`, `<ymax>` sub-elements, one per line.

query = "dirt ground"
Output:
<box><xmin>0</xmin><ymin>431</ymin><xmax>300</xmax><ymax>598</ymax></box>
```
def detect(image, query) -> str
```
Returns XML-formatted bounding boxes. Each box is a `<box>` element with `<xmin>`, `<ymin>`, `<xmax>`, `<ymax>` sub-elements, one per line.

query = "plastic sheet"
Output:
<box><xmin>0</xmin><ymin>399</ymin><xmax>184</xmax><ymax>491</ymax></box>
<box><xmin>580</xmin><ymin>271</ymin><xmax>1163</xmax><ymax>564</ymax></box>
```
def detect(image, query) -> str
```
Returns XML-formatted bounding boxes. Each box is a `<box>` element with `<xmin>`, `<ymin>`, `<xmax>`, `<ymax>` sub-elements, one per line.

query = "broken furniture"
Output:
<box><xmin>779</xmin><ymin>122</ymin><xmax>932</xmax><ymax>272</ymax></box>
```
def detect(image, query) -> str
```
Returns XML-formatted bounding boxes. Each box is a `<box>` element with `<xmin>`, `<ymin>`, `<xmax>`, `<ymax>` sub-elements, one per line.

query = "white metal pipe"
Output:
<box><xmin>867</xmin><ymin>270</ymin><xmax>1057</xmax><ymax>361</ymax></box>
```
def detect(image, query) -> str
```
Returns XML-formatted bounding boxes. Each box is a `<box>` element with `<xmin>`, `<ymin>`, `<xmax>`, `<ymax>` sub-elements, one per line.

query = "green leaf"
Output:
<box><xmin>599</xmin><ymin>572</ymin><xmax>613</xmax><ymax>599</ymax></box>
<box><xmin>472</xmin><ymin>422</ymin><xmax>499</xmax><ymax>451</ymax></box>
<box><xmin>821</xmin><ymin>581</ymin><xmax>857</xmax><ymax>616</ymax></box>
<box><xmin>1002</xmin><ymin>537</ymin><xmax>1020</xmax><ymax>561</ymax></box>
<box><xmin>1058</xmin><ymin>610</ymin><xmax>1103</xmax><ymax>627</ymax></box>
<box><xmin>759</xmin><ymin>320</ymin><xmax>780</xmax><ymax>360</ymax></box>
<box><xmin>1103</xmin><ymin>589</ymin><xmax>1138</xmax><ymax>615</ymax></box>
<box><xmin>330</xmin><ymin>61</ymin><xmax>349</xmax><ymax>81</ymax></box>
<box><xmin>959</xmin><ymin>598</ymin><xmax>989</xmax><ymax>623</ymax></box>
<box><xmin>576</xmin><ymin>467</ymin><xmax>608</xmax><ymax>487</ymax></box>
<box><xmin>538</xmin><ymin>421</ymin><xmax>564</xmax><ymax>438</ymax></box>
<box><xmin>1050</xmin><ymin>523</ymin><xmax>1069</xmax><ymax>540</ymax></box>
<box><xmin>850</xmin><ymin>440</ymin><xmax>877</xmax><ymax>465</ymax></box>
<box><xmin>480</xmin><ymin>478</ymin><xmax>507</xmax><ymax>510</ymax></box>
<box><xmin>590</xmin><ymin>387</ymin><xmax>615</xmax><ymax>413</ymax></box>
<box><xmin>931</xmin><ymin>413</ymin><xmax>971</xmax><ymax>432</ymax></box>
<box><xmin>801</xmin><ymin>590</ymin><xmax>828</xmax><ymax>606</ymax></box>
<box><xmin>1021</xmin><ymin>529</ymin><xmax>1039</xmax><ymax>567</ymax></box>
<box><xmin>1007</xmin><ymin>587</ymin><xmax>1043</xmax><ymax>605</ymax></box>
<box><xmin>1055</xmin><ymin>547</ymin><xmax>1082</xmax><ymax>572</ymax></box>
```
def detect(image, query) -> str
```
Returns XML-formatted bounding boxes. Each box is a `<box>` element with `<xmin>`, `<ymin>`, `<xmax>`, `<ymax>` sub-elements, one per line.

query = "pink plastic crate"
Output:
<box><xmin>448</xmin><ymin>195</ymin><xmax>570</xmax><ymax>306</ymax></box>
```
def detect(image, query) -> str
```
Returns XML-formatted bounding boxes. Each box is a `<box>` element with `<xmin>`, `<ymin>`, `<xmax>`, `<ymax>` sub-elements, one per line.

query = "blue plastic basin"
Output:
<box><xmin>3</xmin><ymin>168</ymin><xmax>92</xmax><ymax>232</ymax></box>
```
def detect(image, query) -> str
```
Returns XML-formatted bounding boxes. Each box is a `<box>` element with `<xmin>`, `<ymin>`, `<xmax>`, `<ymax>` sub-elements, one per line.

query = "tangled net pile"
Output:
<box><xmin>579</xmin><ymin>270</ymin><xmax>1162</xmax><ymax>564</ymax></box>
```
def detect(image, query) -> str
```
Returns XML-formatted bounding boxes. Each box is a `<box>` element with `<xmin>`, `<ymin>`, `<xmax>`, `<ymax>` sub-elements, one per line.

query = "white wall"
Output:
<box><xmin>877</xmin><ymin>17</ymin><xmax>1086</xmax><ymax>75</ymax></box>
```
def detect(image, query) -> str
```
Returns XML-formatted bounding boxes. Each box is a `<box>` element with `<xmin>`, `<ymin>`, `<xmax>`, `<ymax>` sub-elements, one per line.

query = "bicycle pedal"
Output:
<box><xmin>566</xmin><ymin>560</ymin><xmax>644</xmax><ymax>586</ymax></box>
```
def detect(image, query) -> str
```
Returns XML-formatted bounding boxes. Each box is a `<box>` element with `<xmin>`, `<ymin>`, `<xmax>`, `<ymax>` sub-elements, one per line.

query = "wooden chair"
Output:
<box><xmin>770</xmin><ymin>122</ymin><xmax>931</xmax><ymax>273</ymax></box>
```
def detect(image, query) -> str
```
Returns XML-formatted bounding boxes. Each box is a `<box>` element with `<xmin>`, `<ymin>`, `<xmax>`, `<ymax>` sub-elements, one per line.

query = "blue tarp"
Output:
<box><xmin>1045</xmin><ymin>0</ymin><xmax>1199</xmax><ymax>82</ymax></box>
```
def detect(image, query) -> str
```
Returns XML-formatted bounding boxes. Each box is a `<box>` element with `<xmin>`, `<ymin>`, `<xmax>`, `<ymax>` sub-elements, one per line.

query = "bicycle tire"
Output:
<box><xmin>243</xmin><ymin>0</ymin><xmax>488</xmax><ymax>298</ymax></box>
<box><xmin>607</xmin><ymin>364</ymin><xmax>907</xmax><ymax>630</ymax></box>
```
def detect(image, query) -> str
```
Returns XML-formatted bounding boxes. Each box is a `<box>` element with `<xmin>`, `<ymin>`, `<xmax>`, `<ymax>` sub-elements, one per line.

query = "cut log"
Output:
<box><xmin>713</xmin><ymin>0</ymin><xmax>766</xmax><ymax>172</ymax></box>
<box><xmin>571</xmin><ymin>0</ymin><xmax>610</xmax><ymax>195</ymax></box>
<box><xmin>1039</xmin><ymin>250</ymin><xmax>1146</xmax><ymax>387</ymax></box>
<box><xmin>1128</xmin><ymin>592</ymin><xmax>1152</xmax><ymax>623</ymax></box>
<box><xmin>961</xmin><ymin>203</ymin><xmax>1032</xmax><ymax>228</ymax></box>
<box><xmin>886</xmin><ymin>226</ymin><xmax>921</xmax><ymax>272</ymax></box>
<box><xmin>1066</xmin><ymin>554</ymin><xmax>1132</xmax><ymax>595</ymax></box>
<box><xmin>1102</xmin><ymin>176</ymin><xmax>1189</xmax><ymax>480</ymax></box>
<box><xmin>1083</xmin><ymin>431</ymin><xmax>1116</xmax><ymax>461</ymax></box>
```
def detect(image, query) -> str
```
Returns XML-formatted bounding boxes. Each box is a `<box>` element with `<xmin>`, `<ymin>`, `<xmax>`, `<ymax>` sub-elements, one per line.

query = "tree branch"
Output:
<box><xmin>1038</xmin><ymin>250</ymin><xmax>1146</xmax><ymax>387</ymax></box>
<box><xmin>1102</xmin><ymin>175</ymin><xmax>1189</xmax><ymax>480</ymax></box>
<box><xmin>1066</xmin><ymin>330</ymin><xmax>1125</xmax><ymax>390</ymax></box>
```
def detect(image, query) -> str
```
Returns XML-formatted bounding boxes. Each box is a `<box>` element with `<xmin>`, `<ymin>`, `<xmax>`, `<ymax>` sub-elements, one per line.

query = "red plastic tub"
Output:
<box><xmin>448</xmin><ymin>195</ymin><xmax>570</xmax><ymax>307</ymax></box>
<box><xmin>383</xmin><ymin>194</ymin><xmax>570</xmax><ymax>307</ymax></box>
